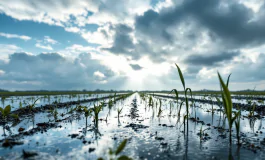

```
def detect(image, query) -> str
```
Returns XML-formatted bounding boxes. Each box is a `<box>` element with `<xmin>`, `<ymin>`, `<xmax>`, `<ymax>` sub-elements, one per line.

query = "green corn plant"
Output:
<box><xmin>83</xmin><ymin>107</ymin><xmax>92</xmax><ymax>127</ymax></box>
<box><xmin>174</xmin><ymin>64</ymin><xmax>193</xmax><ymax>133</ymax></box>
<box><xmin>0</xmin><ymin>105</ymin><xmax>19</xmax><ymax>121</ymax></box>
<box><xmin>27</xmin><ymin>98</ymin><xmax>40</xmax><ymax>112</ymax></box>
<box><xmin>1</xmin><ymin>96</ymin><xmax>6</xmax><ymax>107</ymax></box>
<box><xmin>169</xmin><ymin>101</ymin><xmax>173</xmax><ymax>116</ymax></box>
<box><xmin>49</xmin><ymin>108</ymin><xmax>58</xmax><ymax>121</ymax></box>
<box><xmin>248</xmin><ymin>102</ymin><xmax>256</xmax><ymax>117</ymax></box>
<box><xmin>117</xmin><ymin>107</ymin><xmax>123</xmax><ymax>119</ymax></box>
<box><xmin>91</xmin><ymin>103</ymin><xmax>103</xmax><ymax>127</ymax></box>
<box><xmin>170</xmin><ymin>89</ymin><xmax>179</xmax><ymax>117</ymax></box>
<box><xmin>234</xmin><ymin>106</ymin><xmax>241</xmax><ymax>145</ymax></box>
<box><xmin>19</xmin><ymin>101</ymin><xmax>23</xmax><ymax>109</ymax></box>
<box><xmin>148</xmin><ymin>96</ymin><xmax>153</xmax><ymax>107</ymax></box>
<box><xmin>98</xmin><ymin>139</ymin><xmax>131</xmax><ymax>160</ymax></box>
<box><xmin>218</xmin><ymin>72</ymin><xmax>240</xmax><ymax>144</ymax></box>
<box><xmin>177</xmin><ymin>101</ymin><xmax>184</xmax><ymax>122</ymax></box>
<box><xmin>108</xmin><ymin>99</ymin><xmax>113</xmax><ymax>108</ymax></box>
<box><xmin>157</xmin><ymin>99</ymin><xmax>163</xmax><ymax>117</ymax></box>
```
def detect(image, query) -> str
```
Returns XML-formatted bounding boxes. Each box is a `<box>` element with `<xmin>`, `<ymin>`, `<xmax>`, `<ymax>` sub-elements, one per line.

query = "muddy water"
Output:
<box><xmin>0</xmin><ymin>93</ymin><xmax>265</xmax><ymax>159</ymax></box>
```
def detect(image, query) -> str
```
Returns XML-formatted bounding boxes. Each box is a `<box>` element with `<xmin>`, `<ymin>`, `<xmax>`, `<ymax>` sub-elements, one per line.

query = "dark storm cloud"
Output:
<box><xmin>0</xmin><ymin>52</ymin><xmax>123</xmax><ymax>90</ymax></box>
<box><xmin>231</xmin><ymin>53</ymin><xmax>265</xmax><ymax>82</ymax></box>
<box><xmin>104</xmin><ymin>24</ymin><xmax>134</xmax><ymax>54</ymax></box>
<box><xmin>129</xmin><ymin>64</ymin><xmax>143</xmax><ymax>70</ymax></box>
<box><xmin>185</xmin><ymin>51</ymin><xmax>240</xmax><ymax>66</ymax></box>
<box><xmin>136</xmin><ymin>0</ymin><xmax>265</xmax><ymax>47</ymax></box>
<box><xmin>105</xmin><ymin>0</ymin><xmax>265</xmax><ymax>63</ymax></box>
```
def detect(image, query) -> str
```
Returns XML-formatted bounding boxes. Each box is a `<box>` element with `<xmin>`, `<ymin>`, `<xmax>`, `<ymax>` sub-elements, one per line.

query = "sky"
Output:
<box><xmin>0</xmin><ymin>0</ymin><xmax>265</xmax><ymax>91</ymax></box>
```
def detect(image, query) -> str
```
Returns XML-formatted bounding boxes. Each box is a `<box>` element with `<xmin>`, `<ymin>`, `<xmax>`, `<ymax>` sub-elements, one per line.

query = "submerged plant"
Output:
<box><xmin>169</xmin><ymin>101</ymin><xmax>173</xmax><ymax>116</ymax></box>
<box><xmin>248</xmin><ymin>102</ymin><xmax>256</xmax><ymax>117</ymax></box>
<box><xmin>27</xmin><ymin>98</ymin><xmax>40</xmax><ymax>112</ymax></box>
<box><xmin>148</xmin><ymin>96</ymin><xmax>153</xmax><ymax>107</ymax></box>
<box><xmin>174</xmin><ymin>64</ymin><xmax>193</xmax><ymax>133</ymax></box>
<box><xmin>98</xmin><ymin>139</ymin><xmax>132</xmax><ymax>160</ymax></box>
<box><xmin>218</xmin><ymin>73</ymin><xmax>240</xmax><ymax>144</ymax></box>
<box><xmin>91</xmin><ymin>103</ymin><xmax>103</xmax><ymax>127</ymax></box>
<box><xmin>0</xmin><ymin>105</ymin><xmax>19</xmax><ymax>121</ymax></box>
<box><xmin>49</xmin><ymin>108</ymin><xmax>58</xmax><ymax>121</ymax></box>
<box><xmin>157</xmin><ymin>99</ymin><xmax>163</xmax><ymax>117</ymax></box>
<box><xmin>19</xmin><ymin>101</ymin><xmax>23</xmax><ymax>109</ymax></box>
<box><xmin>235</xmin><ymin>107</ymin><xmax>241</xmax><ymax>145</ymax></box>
<box><xmin>1</xmin><ymin>96</ymin><xmax>6</xmax><ymax>107</ymax></box>
<box><xmin>117</xmin><ymin>107</ymin><xmax>123</xmax><ymax>119</ymax></box>
<box><xmin>83</xmin><ymin>107</ymin><xmax>92</xmax><ymax>127</ymax></box>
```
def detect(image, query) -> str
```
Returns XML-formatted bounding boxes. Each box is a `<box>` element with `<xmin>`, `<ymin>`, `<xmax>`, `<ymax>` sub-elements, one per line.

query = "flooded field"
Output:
<box><xmin>1</xmin><ymin>92</ymin><xmax>265</xmax><ymax>160</ymax></box>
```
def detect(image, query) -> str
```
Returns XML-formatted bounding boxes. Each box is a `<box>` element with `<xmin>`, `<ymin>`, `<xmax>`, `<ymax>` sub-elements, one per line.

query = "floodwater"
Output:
<box><xmin>0</xmin><ymin>93</ymin><xmax>265</xmax><ymax>160</ymax></box>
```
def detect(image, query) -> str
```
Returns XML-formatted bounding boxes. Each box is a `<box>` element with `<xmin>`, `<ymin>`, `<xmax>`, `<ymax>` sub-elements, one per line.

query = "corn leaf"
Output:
<box><xmin>175</xmin><ymin>64</ymin><xmax>185</xmax><ymax>90</ymax></box>
<box><xmin>4</xmin><ymin>105</ymin><xmax>11</xmax><ymax>116</ymax></box>
<box><xmin>115</xmin><ymin>139</ymin><xmax>127</xmax><ymax>155</ymax></box>
<box><xmin>226</xmin><ymin>73</ymin><xmax>232</xmax><ymax>87</ymax></box>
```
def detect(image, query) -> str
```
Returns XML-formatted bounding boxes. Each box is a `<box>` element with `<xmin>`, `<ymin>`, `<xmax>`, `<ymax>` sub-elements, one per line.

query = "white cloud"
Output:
<box><xmin>0</xmin><ymin>70</ymin><xmax>5</xmax><ymax>76</ymax></box>
<box><xmin>59</xmin><ymin>44</ymin><xmax>97</xmax><ymax>57</ymax></box>
<box><xmin>0</xmin><ymin>44</ymin><xmax>22</xmax><ymax>61</ymax></box>
<box><xmin>0</xmin><ymin>0</ymin><xmax>98</xmax><ymax>26</ymax></box>
<box><xmin>44</xmin><ymin>36</ymin><xmax>58</xmax><ymax>44</ymax></box>
<box><xmin>93</xmin><ymin>71</ymin><xmax>105</xmax><ymax>79</ymax></box>
<box><xmin>64</xmin><ymin>27</ymin><xmax>80</xmax><ymax>33</ymax></box>
<box><xmin>0</xmin><ymin>32</ymin><xmax>31</xmax><ymax>41</ymax></box>
<box><xmin>81</xmin><ymin>24</ymin><xmax>114</xmax><ymax>46</ymax></box>
<box><xmin>35</xmin><ymin>43</ymin><xmax>53</xmax><ymax>50</ymax></box>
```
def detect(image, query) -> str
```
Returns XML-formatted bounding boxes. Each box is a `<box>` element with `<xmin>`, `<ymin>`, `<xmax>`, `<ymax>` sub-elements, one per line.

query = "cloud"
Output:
<box><xmin>0</xmin><ymin>70</ymin><xmax>4</xmax><ymax>76</ymax></box>
<box><xmin>0</xmin><ymin>0</ymin><xmax>98</xmax><ymax>26</ymax></box>
<box><xmin>135</xmin><ymin>0</ymin><xmax>265</xmax><ymax>48</ymax></box>
<box><xmin>65</xmin><ymin>27</ymin><xmax>80</xmax><ymax>33</ymax></box>
<box><xmin>34</xmin><ymin>36</ymin><xmax>58</xmax><ymax>50</ymax></box>
<box><xmin>35</xmin><ymin>43</ymin><xmax>53</xmax><ymax>50</ymax></box>
<box><xmin>184</xmin><ymin>51</ymin><xmax>240</xmax><ymax>66</ymax></box>
<box><xmin>44</xmin><ymin>36</ymin><xmax>58</xmax><ymax>44</ymax></box>
<box><xmin>129</xmin><ymin>64</ymin><xmax>143</xmax><ymax>70</ymax></box>
<box><xmin>0</xmin><ymin>44</ymin><xmax>22</xmax><ymax>61</ymax></box>
<box><xmin>0</xmin><ymin>52</ymin><xmax>124</xmax><ymax>90</ymax></box>
<box><xmin>104</xmin><ymin>24</ymin><xmax>134</xmax><ymax>54</ymax></box>
<box><xmin>0</xmin><ymin>32</ymin><xmax>31</xmax><ymax>40</ymax></box>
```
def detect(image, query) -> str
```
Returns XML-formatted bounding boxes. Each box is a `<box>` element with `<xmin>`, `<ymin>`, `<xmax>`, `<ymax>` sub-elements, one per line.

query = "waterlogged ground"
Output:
<box><xmin>0</xmin><ymin>93</ymin><xmax>265</xmax><ymax>159</ymax></box>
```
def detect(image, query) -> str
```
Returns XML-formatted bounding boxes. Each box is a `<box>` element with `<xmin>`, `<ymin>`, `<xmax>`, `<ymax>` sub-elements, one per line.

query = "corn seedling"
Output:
<box><xmin>83</xmin><ymin>107</ymin><xmax>92</xmax><ymax>127</ymax></box>
<box><xmin>117</xmin><ymin>107</ymin><xmax>123</xmax><ymax>119</ymax></box>
<box><xmin>235</xmin><ymin>107</ymin><xmax>241</xmax><ymax>145</ymax></box>
<box><xmin>174</xmin><ymin>64</ymin><xmax>193</xmax><ymax>134</ymax></box>
<box><xmin>27</xmin><ymin>98</ymin><xmax>40</xmax><ymax>112</ymax></box>
<box><xmin>1</xmin><ymin>96</ymin><xmax>6</xmax><ymax>107</ymax></box>
<box><xmin>248</xmin><ymin>102</ymin><xmax>256</xmax><ymax>117</ymax></box>
<box><xmin>19</xmin><ymin>101</ymin><xmax>23</xmax><ymax>109</ymax></box>
<box><xmin>98</xmin><ymin>139</ymin><xmax>132</xmax><ymax>160</ymax></box>
<box><xmin>91</xmin><ymin>103</ymin><xmax>103</xmax><ymax>127</ymax></box>
<box><xmin>0</xmin><ymin>105</ymin><xmax>19</xmax><ymax>122</ymax></box>
<box><xmin>49</xmin><ymin>108</ymin><xmax>58</xmax><ymax>121</ymax></box>
<box><xmin>169</xmin><ymin>101</ymin><xmax>173</xmax><ymax>116</ymax></box>
<box><xmin>157</xmin><ymin>99</ymin><xmax>163</xmax><ymax>117</ymax></box>
<box><xmin>218</xmin><ymin>72</ymin><xmax>240</xmax><ymax>144</ymax></box>
<box><xmin>148</xmin><ymin>96</ymin><xmax>153</xmax><ymax>107</ymax></box>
